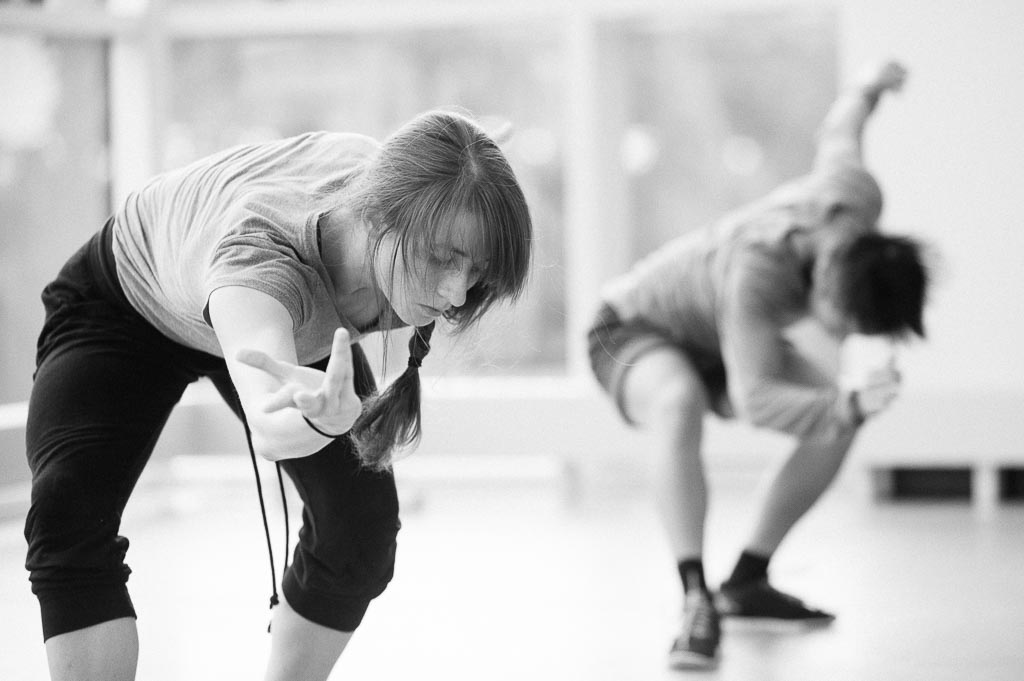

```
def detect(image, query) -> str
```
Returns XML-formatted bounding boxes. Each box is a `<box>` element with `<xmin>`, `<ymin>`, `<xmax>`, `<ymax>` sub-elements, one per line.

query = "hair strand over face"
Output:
<box><xmin>345</xmin><ymin>109</ymin><xmax>533</xmax><ymax>470</ymax></box>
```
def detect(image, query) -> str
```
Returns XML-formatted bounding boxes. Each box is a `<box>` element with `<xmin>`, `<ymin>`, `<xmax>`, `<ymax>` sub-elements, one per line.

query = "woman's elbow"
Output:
<box><xmin>730</xmin><ymin>388</ymin><xmax>773</xmax><ymax>429</ymax></box>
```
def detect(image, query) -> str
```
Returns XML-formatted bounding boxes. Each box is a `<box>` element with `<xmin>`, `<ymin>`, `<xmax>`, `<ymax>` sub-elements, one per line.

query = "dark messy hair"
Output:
<box><xmin>348</xmin><ymin>109</ymin><xmax>533</xmax><ymax>471</ymax></box>
<box><xmin>830</xmin><ymin>232</ymin><xmax>928</xmax><ymax>338</ymax></box>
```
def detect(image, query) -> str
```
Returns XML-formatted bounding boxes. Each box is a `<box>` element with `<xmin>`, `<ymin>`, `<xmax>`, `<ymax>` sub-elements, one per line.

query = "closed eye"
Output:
<box><xmin>429</xmin><ymin>250</ymin><xmax>458</xmax><ymax>269</ymax></box>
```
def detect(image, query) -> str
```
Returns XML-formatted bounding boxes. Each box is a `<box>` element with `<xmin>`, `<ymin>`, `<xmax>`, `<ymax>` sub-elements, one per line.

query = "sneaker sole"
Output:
<box><xmin>668</xmin><ymin>650</ymin><xmax>719</xmax><ymax>670</ymax></box>
<box><xmin>721</xmin><ymin>616</ymin><xmax>835</xmax><ymax>633</ymax></box>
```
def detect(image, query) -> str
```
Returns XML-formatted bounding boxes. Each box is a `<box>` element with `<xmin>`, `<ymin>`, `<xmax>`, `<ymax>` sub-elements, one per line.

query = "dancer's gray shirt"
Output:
<box><xmin>111</xmin><ymin>132</ymin><xmax>379</xmax><ymax>364</ymax></box>
<box><xmin>601</xmin><ymin>159</ymin><xmax>883</xmax><ymax>441</ymax></box>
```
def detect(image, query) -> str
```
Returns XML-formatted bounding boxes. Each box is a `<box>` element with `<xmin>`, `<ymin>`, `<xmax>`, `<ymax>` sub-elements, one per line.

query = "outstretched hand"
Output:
<box><xmin>856</xmin><ymin>60</ymin><xmax>908</xmax><ymax>98</ymax></box>
<box><xmin>854</xmin><ymin>364</ymin><xmax>902</xmax><ymax>420</ymax></box>
<box><xmin>236</xmin><ymin>328</ymin><xmax>361</xmax><ymax>436</ymax></box>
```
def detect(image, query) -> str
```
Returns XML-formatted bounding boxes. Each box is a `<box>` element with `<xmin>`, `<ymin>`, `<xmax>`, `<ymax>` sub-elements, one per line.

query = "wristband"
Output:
<box><xmin>859</xmin><ymin>87</ymin><xmax>881</xmax><ymax>111</ymax></box>
<box><xmin>848</xmin><ymin>391</ymin><xmax>867</xmax><ymax>427</ymax></box>
<box><xmin>303</xmin><ymin>416</ymin><xmax>344</xmax><ymax>439</ymax></box>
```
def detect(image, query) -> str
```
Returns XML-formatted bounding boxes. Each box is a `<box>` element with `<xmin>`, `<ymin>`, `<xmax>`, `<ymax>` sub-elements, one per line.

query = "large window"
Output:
<box><xmin>0</xmin><ymin>35</ymin><xmax>110</xmax><ymax>403</ymax></box>
<box><xmin>164</xmin><ymin>30</ymin><xmax>566</xmax><ymax>377</ymax></box>
<box><xmin>616</xmin><ymin>9</ymin><xmax>837</xmax><ymax>261</ymax></box>
<box><xmin>0</xmin><ymin>2</ymin><xmax>838</xmax><ymax>397</ymax></box>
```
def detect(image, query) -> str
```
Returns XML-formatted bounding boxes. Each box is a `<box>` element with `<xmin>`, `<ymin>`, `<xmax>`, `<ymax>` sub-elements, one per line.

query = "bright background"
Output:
<box><xmin>3</xmin><ymin>0</ymin><xmax>1020</xmax><ymax>488</ymax></box>
<box><xmin>2</xmin><ymin>1</ymin><xmax>1023</xmax><ymax>679</ymax></box>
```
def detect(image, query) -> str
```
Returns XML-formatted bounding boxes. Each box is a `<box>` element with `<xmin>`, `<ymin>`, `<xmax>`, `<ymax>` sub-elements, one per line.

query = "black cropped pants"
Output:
<box><xmin>24</xmin><ymin>223</ymin><xmax>400</xmax><ymax>640</ymax></box>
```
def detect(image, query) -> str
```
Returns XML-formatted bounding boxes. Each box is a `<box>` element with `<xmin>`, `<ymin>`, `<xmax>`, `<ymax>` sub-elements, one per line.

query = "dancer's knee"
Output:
<box><xmin>645</xmin><ymin>375</ymin><xmax>708</xmax><ymax>428</ymax></box>
<box><xmin>25</xmin><ymin>468</ymin><xmax>136</xmax><ymax>640</ymax></box>
<box><xmin>282</xmin><ymin>516</ymin><xmax>400</xmax><ymax>632</ymax></box>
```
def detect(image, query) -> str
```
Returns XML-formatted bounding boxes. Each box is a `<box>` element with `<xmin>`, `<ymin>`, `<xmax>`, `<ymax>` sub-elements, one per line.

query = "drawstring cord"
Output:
<box><xmin>276</xmin><ymin>462</ymin><xmax>291</xmax><ymax>583</ymax></box>
<box><xmin>239</xmin><ymin>407</ymin><xmax>290</xmax><ymax>633</ymax></box>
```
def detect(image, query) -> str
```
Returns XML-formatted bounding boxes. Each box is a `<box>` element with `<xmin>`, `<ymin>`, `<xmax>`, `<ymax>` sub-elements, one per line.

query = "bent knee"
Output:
<box><xmin>620</xmin><ymin>350</ymin><xmax>709</xmax><ymax>425</ymax></box>
<box><xmin>284</xmin><ymin>518</ymin><xmax>400</xmax><ymax>632</ymax></box>
<box><xmin>341</xmin><ymin>516</ymin><xmax>401</xmax><ymax>588</ymax></box>
<box><xmin>650</xmin><ymin>378</ymin><xmax>708</xmax><ymax>422</ymax></box>
<box><xmin>626</xmin><ymin>373</ymin><xmax>708</xmax><ymax>427</ymax></box>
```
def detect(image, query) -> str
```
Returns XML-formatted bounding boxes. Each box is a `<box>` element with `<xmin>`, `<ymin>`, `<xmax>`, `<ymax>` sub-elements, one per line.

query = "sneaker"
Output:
<box><xmin>715</xmin><ymin>578</ymin><xmax>835</xmax><ymax>630</ymax></box>
<box><xmin>668</xmin><ymin>591</ymin><xmax>721</xmax><ymax>669</ymax></box>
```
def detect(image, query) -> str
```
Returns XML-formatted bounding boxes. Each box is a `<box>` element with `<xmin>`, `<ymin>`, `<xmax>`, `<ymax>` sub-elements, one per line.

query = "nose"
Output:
<box><xmin>438</xmin><ymin>268</ymin><xmax>471</xmax><ymax>309</ymax></box>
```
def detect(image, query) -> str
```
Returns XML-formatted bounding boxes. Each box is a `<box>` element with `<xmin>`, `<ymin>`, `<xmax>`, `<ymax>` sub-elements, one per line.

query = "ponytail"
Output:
<box><xmin>350</xmin><ymin>322</ymin><xmax>435</xmax><ymax>471</ymax></box>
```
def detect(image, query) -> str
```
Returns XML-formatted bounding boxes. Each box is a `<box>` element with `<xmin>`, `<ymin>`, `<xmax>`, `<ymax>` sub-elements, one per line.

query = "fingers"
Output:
<box><xmin>864</xmin><ymin>365</ymin><xmax>901</xmax><ymax>388</ymax></box>
<box><xmin>263</xmin><ymin>389</ymin><xmax>298</xmax><ymax>413</ymax></box>
<box><xmin>857</xmin><ymin>380</ymin><xmax>902</xmax><ymax>416</ymax></box>
<box><xmin>856</xmin><ymin>60</ymin><xmax>908</xmax><ymax>95</ymax></box>
<box><xmin>237</xmin><ymin>330</ymin><xmax>353</xmax><ymax>423</ymax></box>
<box><xmin>237</xmin><ymin>349</ymin><xmax>291</xmax><ymax>379</ymax></box>
<box><xmin>883</xmin><ymin>62</ymin><xmax>908</xmax><ymax>91</ymax></box>
<box><xmin>875</xmin><ymin>61</ymin><xmax>907</xmax><ymax>91</ymax></box>
<box><xmin>322</xmin><ymin>328</ymin><xmax>353</xmax><ymax>396</ymax></box>
<box><xmin>261</xmin><ymin>387</ymin><xmax>327</xmax><ymax>415</ymax></box>
<box><xmin>294</xmin><ymin>391</ymin><xmax>325</xmax><ymax>413</ymax></box>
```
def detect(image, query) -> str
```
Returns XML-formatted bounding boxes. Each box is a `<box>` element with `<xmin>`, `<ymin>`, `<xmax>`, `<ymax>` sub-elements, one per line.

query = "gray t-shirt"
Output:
<box><xmin>602</xmin><ymin>161</ymin><xmax>883</xmax><ymax>440</ymax></box>
<box><xmin>112</xmin><ymin>131</ymin><xmax>381</xmax><ymax>365</ymax></box>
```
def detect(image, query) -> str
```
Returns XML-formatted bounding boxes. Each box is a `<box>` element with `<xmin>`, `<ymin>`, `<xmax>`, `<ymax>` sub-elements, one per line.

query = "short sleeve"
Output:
<box><xmin>204</xmin><ymin>227</ymin><xmax>316</xmax><ymax>331</ymax></box>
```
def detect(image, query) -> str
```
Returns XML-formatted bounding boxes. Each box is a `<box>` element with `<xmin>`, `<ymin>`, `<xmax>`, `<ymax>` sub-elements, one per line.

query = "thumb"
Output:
<box><xmin>293</xmin><ymin>391</ymin><xmax>321</xmax><ymax>412</ymax></box>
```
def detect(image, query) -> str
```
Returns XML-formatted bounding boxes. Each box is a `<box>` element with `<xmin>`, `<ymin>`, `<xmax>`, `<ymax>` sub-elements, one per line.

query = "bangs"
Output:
<box><xmin>465</xmin><ymin>182</ymin><xmax>531</xmax><ymax>297</ymax></box>
<box><xmin>390</xmin><ymin>176</ymin><xmax>531</xmax><ymax>331</ymax></box>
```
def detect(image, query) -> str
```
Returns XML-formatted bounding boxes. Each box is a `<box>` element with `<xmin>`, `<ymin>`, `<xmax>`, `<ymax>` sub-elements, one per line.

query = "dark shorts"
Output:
<box><xmin>24</xmin><ymin>221</ymin><xmax>399</xmax><ymax>640</ymax></box>
<box><xmin>586</xmin><ymin>304</ymin><xmax>731</xmax><ymax>425</ymax></box>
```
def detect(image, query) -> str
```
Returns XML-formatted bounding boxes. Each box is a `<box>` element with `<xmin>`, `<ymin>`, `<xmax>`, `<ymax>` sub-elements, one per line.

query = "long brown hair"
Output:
<box><xmin>349</xmin><ymin>109</ymin><xmax>533</xmax><ymax>470</ymax></box>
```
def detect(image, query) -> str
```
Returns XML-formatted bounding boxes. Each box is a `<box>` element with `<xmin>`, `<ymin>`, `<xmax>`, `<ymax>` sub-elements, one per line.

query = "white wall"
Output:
<box><xmin>819</xmin><ymin>0</ymin><xmax>1024</xmax><ymax>479</ymax></box>
<box><xmin>415</xmin><ymin>0</ymin><xmax>1024</xmax><ymax>484</ymax></box>
<box><xmin>840</xmin><ymin>0</ymin><xmax>1024</xmax><ymax>394</ymax></box>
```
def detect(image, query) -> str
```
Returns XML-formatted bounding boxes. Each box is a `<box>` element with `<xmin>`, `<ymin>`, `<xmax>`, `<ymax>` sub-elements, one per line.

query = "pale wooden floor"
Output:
<box><xmin>2</xmin><ymin>459</ymin><xmax>1023</xmax><ymax>681</ymax></box>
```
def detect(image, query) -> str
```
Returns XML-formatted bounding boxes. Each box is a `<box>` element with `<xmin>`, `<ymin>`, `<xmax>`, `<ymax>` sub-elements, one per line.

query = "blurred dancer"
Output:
<box><xmin>588</xmin><ymin>61</ymin><xmax>928</xmax><ymax>668</ymax></box>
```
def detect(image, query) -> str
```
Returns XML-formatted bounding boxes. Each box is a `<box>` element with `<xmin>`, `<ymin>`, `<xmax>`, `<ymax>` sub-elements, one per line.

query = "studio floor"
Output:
<box><xmin>2</xmin><ymin>456</ymin><xmax>1023</xmax><ymax>681</ymax></box>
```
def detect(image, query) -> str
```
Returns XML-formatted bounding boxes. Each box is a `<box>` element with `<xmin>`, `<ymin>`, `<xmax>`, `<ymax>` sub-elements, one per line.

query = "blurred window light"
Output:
<box><xmin>0</xmin><ymin>36</ymin><xmax>110</xmax><ymax>403</ymax></box>
<box><xmin>720</xmin><ymin>134</ymin><xmax>764</xmax><ymax>177</ymax></box>
<box><xmin>620</xmin><ymin>124</ymin><xmax>659</xmax><ymax>176</ymax></box>
<box><xmin>0</xmin><ymin>36</ymin><xmax>60</xmax><ymax>149</ymax></box>
<box><xmin>106</xmin><ymin>0</ymin><xmax>147</xmax><ymax>15</ymax></box>
<box><xmin>512</xmin><ymin>126</ymin><xmax>558</xmax><ymax>168</ymax></box>
<box><xmin>618</xmin><ymin>7</ymin><xmax>838</xmax><ymax>259</ymax></box>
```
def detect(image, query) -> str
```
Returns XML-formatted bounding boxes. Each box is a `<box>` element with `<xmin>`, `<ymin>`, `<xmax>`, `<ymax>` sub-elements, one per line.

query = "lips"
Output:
<box><xmin>420</xmin><ymin>304</ymin><xmax>445</xmax><ymax>318</ymax></box>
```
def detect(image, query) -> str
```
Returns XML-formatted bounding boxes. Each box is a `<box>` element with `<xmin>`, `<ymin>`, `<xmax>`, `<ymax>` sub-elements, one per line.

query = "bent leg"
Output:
<box><xmin>746</xmin><ymin>430</ymin><xmax>856</xmax><ymax>556</ymax></box>
<box><xmin>211</xmin><ymin>343</ymin><xmax>394</xmax><ymax>681</ymax></box>
<box><xmin>276</xmin><ymin>345</ymin><xmax>396</xmax><ymax>680</ymax></box>
<box><xmin>742</xmin><ymin>339</ymin><xmax>857</xmax><ymax>557</ymax></box>
<box><xmin>25</xmin><ymin>321</ymin><xmax>193</xmax><ymax>678</ymax></box>
<box><xmin>621</xmin><ymin>347</ymin><xmax>711</xmax><ymax>562</ymax></box>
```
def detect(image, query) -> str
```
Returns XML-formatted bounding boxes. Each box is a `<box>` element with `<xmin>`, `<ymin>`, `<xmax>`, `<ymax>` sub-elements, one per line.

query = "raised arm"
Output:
<box><xmin>208</xmin><ymin>286</ymin><xmax>362</xmax><ymax>461</ymax></box>
<box><xmin>814</xmin><ymin>60</ymin><xmax>908</xmax><ymax>169</ymax></box>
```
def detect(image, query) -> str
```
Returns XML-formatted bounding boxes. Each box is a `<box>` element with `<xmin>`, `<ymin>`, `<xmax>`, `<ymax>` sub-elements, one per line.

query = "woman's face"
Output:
<box><xmin>810</xmin><ymin>288</ymin><xmax>856</xmax><ymax>339</ymax></box>
<box><xmin>375</xmin><ymin>212</ymin><xmax>487</xmax><ymax>327</ymax></box>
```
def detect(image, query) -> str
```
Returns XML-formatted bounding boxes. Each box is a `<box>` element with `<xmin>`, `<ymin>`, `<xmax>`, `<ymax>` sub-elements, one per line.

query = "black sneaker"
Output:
<box><xmin>715</xmin><ymin>578</ymin><xmax>835</xmax><ymax>630</ymax></box>
<box><xmin>668</xmin><ymin>591</ymin><xmax>720</xmax><ymax>669</ymax></box>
